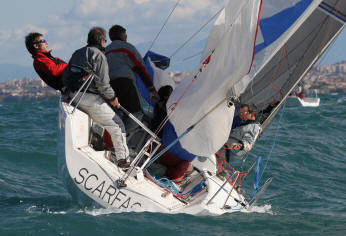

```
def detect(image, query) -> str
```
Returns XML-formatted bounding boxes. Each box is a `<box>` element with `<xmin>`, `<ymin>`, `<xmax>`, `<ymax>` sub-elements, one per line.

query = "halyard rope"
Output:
<box><xmin>147</xmin><ymin>0</ymin><xmax>182</xmax><ymax>52</ymax></box>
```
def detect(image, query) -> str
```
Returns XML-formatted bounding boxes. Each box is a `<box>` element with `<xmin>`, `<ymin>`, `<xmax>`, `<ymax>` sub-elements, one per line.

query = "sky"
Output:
<box><xmin>0</xmin><ymin>0</ymin><xmax>345</xmax><ymax>73</ymax></box>
<box><xmin>0</xmin><ymin>0</ymin><xmax>225</xmax><ymax>71</ymax></box>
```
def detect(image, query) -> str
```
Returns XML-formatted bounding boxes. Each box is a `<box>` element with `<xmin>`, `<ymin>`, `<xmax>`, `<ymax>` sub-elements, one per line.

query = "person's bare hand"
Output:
<box><xmin>110</xmin><ymin>97</ymin><xmax>120</xmax><ymax>108</ymax></box>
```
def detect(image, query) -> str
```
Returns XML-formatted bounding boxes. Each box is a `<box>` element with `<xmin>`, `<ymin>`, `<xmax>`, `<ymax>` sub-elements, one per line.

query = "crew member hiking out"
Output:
<box><xmin>25</xmin><ymin>32</ymin><xmax>67</xmax><ymax>91</ymax></box>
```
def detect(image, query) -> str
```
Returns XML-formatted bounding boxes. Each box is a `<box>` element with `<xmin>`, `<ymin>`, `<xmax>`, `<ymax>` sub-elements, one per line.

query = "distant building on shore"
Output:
<box><xmin>0</xmin><ymin>62</ymin><xmax>345</xmax><ymax>102</ymax></box>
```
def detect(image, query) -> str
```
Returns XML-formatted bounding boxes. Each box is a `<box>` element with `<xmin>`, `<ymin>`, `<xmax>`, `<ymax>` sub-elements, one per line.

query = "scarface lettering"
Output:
<box><xmin>102</xmin><ymin>185</ymin><xmax>117</xmax><ymax>204</ymax></box>
<box><xmin>131</xmin><ymin>202</ymin><xmax>142</xmax><ymax>208</ymax></box>
<box><xmin>74</xmin><ymin>168</ymin><xmax>88</xmax><ymax>184</ymax></box>
<box><xmin>85</xmin><ymin>174</ymin><xmax>98</xmax><ymax>190</ymax></box>
<box><xmin>74</xmin><ymin>167</ymin><xmax>142</xmax><ymax>209</ymax></box>
<box><xmin>119</xmin><ymin>197</ymin><xmax>131</xmax><ymax>209</ymax></box>
<box><xmin>92</xmin><ymin>180</ymin><xmax>105</xmax><ymax>198</ymax></box>
<box><xmin>111</xmin><ymin>190</ymin><xmax>126</xmax><ymax>206</ymax></box>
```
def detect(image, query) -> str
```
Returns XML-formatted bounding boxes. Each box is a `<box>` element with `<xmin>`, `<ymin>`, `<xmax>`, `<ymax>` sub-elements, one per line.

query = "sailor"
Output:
<box><xmin>151</xmin><ymin>85</ymin><xmax>173</xmax><ymax>137</ymax></box>
<box><xmin>25</xmin><ymin>32</ymin><xmax>67</xmax><ymax>92</ymax></box>
<box><xmin>62</xmin><ymin>26</ymin><xmax>130</xmax><ymax>168</ymax></box>
<box><xmin>225</xmin><ymin>103</ymin><xmax>261</xmax><ymax>160</ymax></box>
<box><xmin>105</xmin><ymin>25</ymin><xmax>159</xmax><ymax>134</ymax></box>
<box><xmin>257</xmin><ymin>100</ymin><xmax>280</xmax><ymax>124</ymax></box>
<box><xmin>294</xmin><ymin>82</ymin><xmax>305</xmax><ymax>99</ymax></box>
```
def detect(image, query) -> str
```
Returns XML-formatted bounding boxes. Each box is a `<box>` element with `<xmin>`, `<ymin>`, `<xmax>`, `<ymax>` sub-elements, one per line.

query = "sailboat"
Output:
<box><xmin>289</xmin><ymin>85</ymin><xmax>321</xmax><ymax>107</ymax></box>
<box><xmin>58</xmin><ymin>0</ymin><xmax>345</xmax><ymax>215</ymax></box>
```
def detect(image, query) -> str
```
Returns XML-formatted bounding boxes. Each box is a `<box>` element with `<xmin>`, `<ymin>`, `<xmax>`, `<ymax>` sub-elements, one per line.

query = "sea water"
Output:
<box><xmin>0</xmin><ymin>94</ymin><xmax>345</xmax><ymax>235</ymax></box>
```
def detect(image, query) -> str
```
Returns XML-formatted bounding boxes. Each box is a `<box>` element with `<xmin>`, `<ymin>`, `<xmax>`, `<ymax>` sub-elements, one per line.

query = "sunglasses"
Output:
<box><xmin>34</xmin><ymin>39</ymin><xmax>47</xmax><ymax>44</ymax></box>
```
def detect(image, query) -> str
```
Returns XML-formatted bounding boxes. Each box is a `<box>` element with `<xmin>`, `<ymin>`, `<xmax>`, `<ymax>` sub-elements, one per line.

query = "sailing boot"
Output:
<box><xmin>117</xmin><ymin>159</ymin><xmax>131</xmax><ymax>168</ymax></box>
<box><xmin>106</xmin><ymin>150</ymin><xmax>131</xmax><ymax>168</ymax></box>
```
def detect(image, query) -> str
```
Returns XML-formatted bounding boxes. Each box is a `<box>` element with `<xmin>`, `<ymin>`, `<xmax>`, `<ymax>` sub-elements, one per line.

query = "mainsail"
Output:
<box><xmin>161</xmin><ymin>0</ymin><xmax>345</xmax><ymax>160</ymax></box>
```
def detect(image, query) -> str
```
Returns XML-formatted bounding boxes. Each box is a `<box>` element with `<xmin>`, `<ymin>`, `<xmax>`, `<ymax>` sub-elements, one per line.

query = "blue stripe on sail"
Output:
<box><xmin>255</xmin><ymin>0</ymin><xmax>313</xmax><ymax>54</ymax></box>
<box><xmin>162</xmin><ymin>120</ymin><xmax>196</xmax><ymax>162</ymax></box>
<box><xmin>136</xmin><ymin>56</ymin><xmax>154</xmax><ymax>107</ymax></box>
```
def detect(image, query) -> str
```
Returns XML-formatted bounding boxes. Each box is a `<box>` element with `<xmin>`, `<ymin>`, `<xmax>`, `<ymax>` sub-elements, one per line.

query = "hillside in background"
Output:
<box><xmin>170</xmin><ymin>61</ymin><xmax>346</xmax><ymax>94</ymax></box>
<box><xmin>305</xmin><ymin>61</ymin><xmax>346</xmax><ymax>94</ymax></box>
<box><xmin>0</xmin><ymin>61</ymin><xmax>345</xmax><ymax>102</ymax></box>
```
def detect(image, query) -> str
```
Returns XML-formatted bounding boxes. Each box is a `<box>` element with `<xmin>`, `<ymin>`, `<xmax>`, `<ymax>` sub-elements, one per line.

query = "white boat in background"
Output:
<box><xmin>297</xmin><ymin>96</ymin><xmax>320</xmax><ymax>107</ymax></box>
<box><xmin>58</xmin><ymin>0</ymin><xmax>345</xmax><ymax>215</ymax></box>
<box><xmin>290</xmin><ymin>90</ymin><xmax>321</xmax><ymax>107</ymax></box>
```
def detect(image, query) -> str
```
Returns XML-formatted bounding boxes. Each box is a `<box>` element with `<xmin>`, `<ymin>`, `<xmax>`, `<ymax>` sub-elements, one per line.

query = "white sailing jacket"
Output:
<box><xmin>227</xmin><ymin>121</ymin><xmax>261</xmax><ymax>158</ymax></box>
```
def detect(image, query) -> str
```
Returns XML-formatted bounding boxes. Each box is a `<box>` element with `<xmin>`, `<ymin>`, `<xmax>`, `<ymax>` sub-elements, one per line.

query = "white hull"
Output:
<box><xmin>297</xmin><ymin>97</ymin><xmax>320</xmax><ymax>107</ymax></box>
<box><xmin>288</xmin><ymin>96</ymin><xmax>320</xmax><ymax>107</ymax></box>
<box><xmin>58</xmin><ymin>100</ymin><xmax>249</xmax><ymax>215</ymax></box>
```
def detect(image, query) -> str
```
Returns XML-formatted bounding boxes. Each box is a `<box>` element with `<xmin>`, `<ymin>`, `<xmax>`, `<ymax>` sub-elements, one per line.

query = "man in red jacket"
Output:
<box><xmin>25</xmin><ymin>32</ymin><xmax>67</xmax><ymax>91</ymax></box>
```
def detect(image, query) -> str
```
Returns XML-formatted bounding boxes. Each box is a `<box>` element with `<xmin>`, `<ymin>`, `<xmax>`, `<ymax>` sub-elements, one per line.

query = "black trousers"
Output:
<box><xmin>110</xmin><ymin>77</ymin><xmax>141</xmax><ymax>114</ymax></box>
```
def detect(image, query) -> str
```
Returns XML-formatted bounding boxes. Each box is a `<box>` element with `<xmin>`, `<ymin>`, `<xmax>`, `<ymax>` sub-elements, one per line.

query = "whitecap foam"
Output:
<box><xmin>80</xmin><ymin>204</ymin><xmax>156</xmax><ymax>216</ymax></box>
<box><xmin>241</xmin><ymin>204</ymin><xmax>273</xmax><ymax>214</ymax></box>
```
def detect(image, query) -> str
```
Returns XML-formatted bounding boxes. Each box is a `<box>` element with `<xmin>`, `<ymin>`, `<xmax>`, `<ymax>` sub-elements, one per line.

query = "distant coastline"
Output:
<box><xmin>0</xmin><ymin>61</ymin><xmax>345</xmax><ymax>102</ymax></box>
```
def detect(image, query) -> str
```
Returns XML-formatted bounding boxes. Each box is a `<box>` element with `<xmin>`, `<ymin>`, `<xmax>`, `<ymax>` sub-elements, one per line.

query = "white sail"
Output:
<box><xmin>165</xmin><ymin>0</ymin><xmax>262</xmax><ymax>159</ymax></box>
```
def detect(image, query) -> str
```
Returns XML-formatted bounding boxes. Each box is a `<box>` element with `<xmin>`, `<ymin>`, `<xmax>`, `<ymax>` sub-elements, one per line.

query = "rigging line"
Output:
<box><xmin>151</xmin><ymin>0</ymin><xmax>250</xmax><ymax>137</ymax></box>
<box><xmin>171</xmin><ymin>0</ymin><xmax>260</xmax><ymax>66</ymax></box>
<box><xmin>146</xmin><ymin>97</ymin><xmax>226</xmax><ymax>168</ymax></box>
<box><xmin>152</xmin><ymin>0</ymin><xmax>262</xmax><ymax>147</ymax></box>
<box><xmin>169</xmin><ymin>50</ymin><xmax>203</xmax><ymax>67</ymax></box>
<box><xmin>125</xmin><ymin>51</ymin><xmax>214</xmax><ymax>178</ymax></box>
<box><xmin>169</xmin><ymin>6</ymin><xmax>224</xmax><ymax>58</ymax></box>
<box><xmin>143</xmin><ymin>0</ymin><xmax>261</xmax><ymax>168</ymax></box>
<box><xmin>129</xmin><ymin>52</ymin><xmax>214</xmax><ymax>175</ymax></box>
<box><xmin>147</xmin><ymin>0</ymin><xmax>182</xmax><ymax>52</ymax></box>
<box><xmin>270</xmin><ymin>45</ymin><xmax>286</xmax><ymax>100</ymax></box>
<box><xmin>258</xmin><ymin>103</ymin><xmax>286</xmax><ymax>185</ymax></box>
<box><xmin>153</xmin><ymin>52</ymin><xmax>214</xmax><ymax>137</ymax></box>
<box><xmin>170</xmin><ymin>0</ymin><xmax>257</xmax><ymax>60</ymax></box>
<box><xmin>174</xmin><ymin>0</ymin><xmax>262</xmax><ymax>68</ymax></box>
<box><xmin>215</xmin><ymin>152</ymin><xmax>237</xmax><ymax>174</ymax></box>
